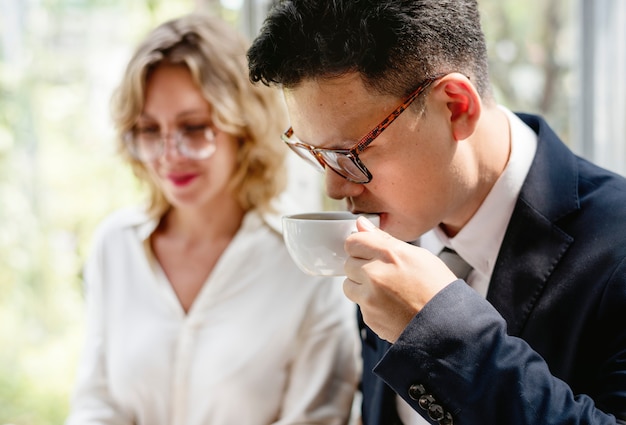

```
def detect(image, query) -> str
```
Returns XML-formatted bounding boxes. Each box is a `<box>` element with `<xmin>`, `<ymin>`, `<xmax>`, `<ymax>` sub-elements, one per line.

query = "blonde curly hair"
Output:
<box><xmin>111</xmin><ymin>13</ymin><xmax>288</xmax><ymax>219</ymax></box>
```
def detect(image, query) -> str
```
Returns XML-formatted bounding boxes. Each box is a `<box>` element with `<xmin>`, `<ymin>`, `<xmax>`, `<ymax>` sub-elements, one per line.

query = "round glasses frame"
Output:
<box><xmin>282</xmin><ymin>74</ymin><xmax>447</xmax><ymax>184</ymax></box>
<box><xmin>124</xmin><ymin>126</ymin><xmax>217</xmax><ymax>162</ymax></box>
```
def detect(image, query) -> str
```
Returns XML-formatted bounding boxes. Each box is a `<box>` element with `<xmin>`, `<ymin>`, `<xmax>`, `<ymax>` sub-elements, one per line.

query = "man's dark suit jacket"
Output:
<box><xmin>359</xmin><ymin>114</ymin><xmax>626</xmax><ymax>424</ymax></box>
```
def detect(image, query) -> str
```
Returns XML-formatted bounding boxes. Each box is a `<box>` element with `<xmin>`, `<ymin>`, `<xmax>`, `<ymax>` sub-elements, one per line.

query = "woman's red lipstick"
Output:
<box><xmin>168</xmin><ymin>173</ymin><xmax>197</xmax><ymax>186</ymax></box>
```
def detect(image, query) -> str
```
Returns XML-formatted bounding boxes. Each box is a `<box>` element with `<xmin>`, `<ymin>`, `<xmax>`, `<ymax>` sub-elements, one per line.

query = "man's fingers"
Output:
<box><xmin>355</xmin><ymin>216</ymin><xmax>377</xmax><ymax>232</ymax></box>
<box><xmin>342</xmin><ymin>277</ymin><xmax>362</xmax><ymax>303</ymax></box>
<box><xmin>346</xmin><ymin>220</ymin><xmax>394</xmax><ymax>260</ymax></box>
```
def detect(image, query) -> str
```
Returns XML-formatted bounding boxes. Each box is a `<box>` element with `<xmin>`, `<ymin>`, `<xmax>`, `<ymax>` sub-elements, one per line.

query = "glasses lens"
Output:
<box><xmin>317</xmin><ymin>151</ymin><xmax>370</xmax><ymax>183</ymax></box>
<box><xmin>178</xmin><ymin>127</ymin><xmax>216</xmax><ymax>160</ymax></box>
<box><xmin>126</xmin><ymin>131</ymin><xmax>162</xmax><ymax>162</ymax></box>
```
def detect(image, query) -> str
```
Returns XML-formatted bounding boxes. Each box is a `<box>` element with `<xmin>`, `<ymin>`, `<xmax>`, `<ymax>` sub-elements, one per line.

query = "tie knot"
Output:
<box><xmin>438</xmin><ymin>247</ymin><xmax>473</xmax><ymax>280</ymax></box>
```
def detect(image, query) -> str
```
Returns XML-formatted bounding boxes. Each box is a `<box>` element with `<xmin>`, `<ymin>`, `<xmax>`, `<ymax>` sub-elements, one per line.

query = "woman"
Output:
<box><xmin>66</xmin><ymin>13</ymin><xmax>358</xmax><ymax>425</ymax></box>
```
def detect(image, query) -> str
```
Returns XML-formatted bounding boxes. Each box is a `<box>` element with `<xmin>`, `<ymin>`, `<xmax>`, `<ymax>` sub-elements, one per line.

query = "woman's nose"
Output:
<box><xmin>161</xmin><ymin>134</ymin><xmax>184</xmax><ymax>161</ymax></box>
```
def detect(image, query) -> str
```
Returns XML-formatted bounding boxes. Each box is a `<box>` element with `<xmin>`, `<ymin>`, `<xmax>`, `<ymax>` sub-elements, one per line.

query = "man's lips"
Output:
<box><xmin>349</xmin><ymin>205</ymin><xmax>382</xmax><ymax>216</ymax></box>
<box><xmin>351</xmin><ymin>208</ymin><xmax>384</xmax><ymax>222</ymax></box>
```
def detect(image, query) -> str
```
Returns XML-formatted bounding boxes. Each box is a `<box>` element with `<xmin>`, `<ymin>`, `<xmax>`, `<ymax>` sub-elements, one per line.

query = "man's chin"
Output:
<box><xmin>384</xmin><ymin>224</ymin><xmax>423</xmax><ymax>244</ymax></box>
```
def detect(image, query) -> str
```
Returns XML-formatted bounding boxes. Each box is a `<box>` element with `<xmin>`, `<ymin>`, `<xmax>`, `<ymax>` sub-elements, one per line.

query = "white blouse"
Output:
<box><xmin>66</xmin><ymin>207</ymin><xmax>359</xmax><ymax>425</ymax></box>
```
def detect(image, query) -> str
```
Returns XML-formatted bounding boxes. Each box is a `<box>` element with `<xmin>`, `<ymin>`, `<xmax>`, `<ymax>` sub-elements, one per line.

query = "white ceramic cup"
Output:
<box><xmin>282</xmin><ymin>211</ymin><xmax>380</xmax><ymax>276</ymax></box>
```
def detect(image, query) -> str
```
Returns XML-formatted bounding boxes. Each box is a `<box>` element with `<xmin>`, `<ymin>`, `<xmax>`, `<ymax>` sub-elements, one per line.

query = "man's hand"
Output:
<box><xmin>343</xmin><ymin>217</ymin><xmax>457</xmax><ymax>342</ymax></box>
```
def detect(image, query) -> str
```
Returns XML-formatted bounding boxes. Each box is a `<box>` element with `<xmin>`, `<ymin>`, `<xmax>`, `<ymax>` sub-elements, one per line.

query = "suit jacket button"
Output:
<box><xmin>427</xmin><ymin>402</ymin><xmax>444</xmax><ymax>421</ymax></box>
<box><xmin>418</xmin><ymin>394</ymin><xmax>435</xmax><ymax>410</ymax></box>
<box><xmin>408</xmin><ymin>383</ymin><xmax>426</xmax><ymax>400</ymax></box>
<box><xmin>439</xmin><ymin>412</ymin><xmax>454</xmax><ymax>425</ymax></box>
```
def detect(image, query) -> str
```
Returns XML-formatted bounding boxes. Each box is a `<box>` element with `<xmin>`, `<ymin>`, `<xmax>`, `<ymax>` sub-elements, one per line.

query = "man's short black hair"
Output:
<box><xmin>248</xmin><ymin>0</ymin><xmax>491</xmax><ymax>99</ymax></box>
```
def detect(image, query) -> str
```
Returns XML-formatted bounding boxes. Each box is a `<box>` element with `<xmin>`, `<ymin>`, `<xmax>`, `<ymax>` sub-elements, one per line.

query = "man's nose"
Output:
<box><xmin>324</xmin><ymin>168</ymin><xmax>364</xmax><ymax>200</ymax></box>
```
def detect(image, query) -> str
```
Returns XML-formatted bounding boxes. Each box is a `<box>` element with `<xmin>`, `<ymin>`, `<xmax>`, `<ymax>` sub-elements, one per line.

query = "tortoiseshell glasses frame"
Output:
<box><xmin>281</xmin><ymin>74</ymin><xmax>446</xmax><ymax>184</ymax></box>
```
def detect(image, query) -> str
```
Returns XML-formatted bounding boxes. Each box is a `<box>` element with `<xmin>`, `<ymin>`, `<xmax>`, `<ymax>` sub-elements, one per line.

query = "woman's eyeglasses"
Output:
<box><xmin>124</xmin><ymin>125</ymin><xmax>217</xmax><ymax>162</ymax></box>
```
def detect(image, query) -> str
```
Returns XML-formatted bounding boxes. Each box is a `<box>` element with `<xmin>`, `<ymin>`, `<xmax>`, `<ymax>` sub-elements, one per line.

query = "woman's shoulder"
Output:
<box><xmin>90</xmin><ymin>206</ymin><xmax>152</xmax><ymax>245</ymax></box>
<box><xmin>259</xmin><ymin>194</ymin><xmax>321</xmax><ymax>235</ymax></box>
<box><xmin>97</xmin><ymin>206</ymin><xmax>149</xmax><ymax>231</ymax></box>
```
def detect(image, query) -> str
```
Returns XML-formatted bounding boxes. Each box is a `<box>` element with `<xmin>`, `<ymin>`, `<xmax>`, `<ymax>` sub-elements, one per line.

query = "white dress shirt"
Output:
<box><xmin>66</xmin><ymin>206</ymin><xmax>359</xmax><ymax>425</ymax></box>
<box><xmin>396</xmin><ymin>107</ymin><xmax>538</xmax><ymax>424</ymax></box>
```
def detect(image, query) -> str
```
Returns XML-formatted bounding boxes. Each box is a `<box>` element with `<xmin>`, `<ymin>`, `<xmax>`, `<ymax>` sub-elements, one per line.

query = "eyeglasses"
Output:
<box><xmin>124</xmin><ymin>125</ymin><xmax>217</xmax><ymax>162</ymax></box>
<box><xmin>282</xmin><ymin>74</ymin><xmax>445</xmax><ymax>184</ymax></box>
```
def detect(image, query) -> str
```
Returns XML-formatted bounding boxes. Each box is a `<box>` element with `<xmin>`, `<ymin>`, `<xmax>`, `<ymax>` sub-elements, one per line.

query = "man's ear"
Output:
<box><xmin>432</xmin><ymin>73</ymin><xmax>481</xmax><ymax>141</ymax></box>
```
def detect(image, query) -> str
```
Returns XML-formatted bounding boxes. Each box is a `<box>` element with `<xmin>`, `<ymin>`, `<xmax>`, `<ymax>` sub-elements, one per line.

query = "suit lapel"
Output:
<box><xmin>487</xmin><ymin>114</ymin><xmax>579</xmax><ymax>336</ymax></box>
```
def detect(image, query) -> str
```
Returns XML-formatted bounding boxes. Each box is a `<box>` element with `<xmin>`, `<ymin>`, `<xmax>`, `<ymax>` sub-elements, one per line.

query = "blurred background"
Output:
<box><xmin>0</xmin><ymin>0</ymin><xmax>624</xmax><ymax>423</ymax></box>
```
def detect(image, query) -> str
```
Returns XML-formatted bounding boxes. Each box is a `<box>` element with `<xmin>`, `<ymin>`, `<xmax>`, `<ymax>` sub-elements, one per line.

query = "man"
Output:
<box><xmin>247</xmin><ymin>1</ymin><xmax>626</xmax><ymax>424</ymax></box>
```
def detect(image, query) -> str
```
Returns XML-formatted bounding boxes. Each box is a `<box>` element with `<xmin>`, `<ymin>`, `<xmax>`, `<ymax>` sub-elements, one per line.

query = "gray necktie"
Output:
<box><xmin>438</xmin><ymin>247</ymin><xmax>473</xmax><ymax>280</ymax></box>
